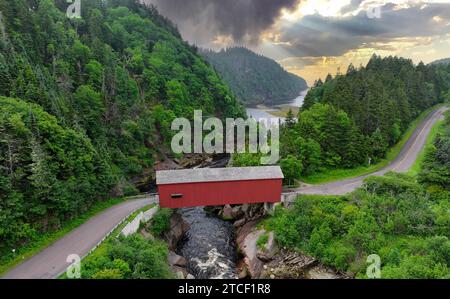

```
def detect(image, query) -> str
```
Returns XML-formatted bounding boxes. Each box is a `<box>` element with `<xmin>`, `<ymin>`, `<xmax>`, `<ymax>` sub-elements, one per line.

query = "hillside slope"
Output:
<box><xmin>202</xmin><ymin>47</ymin><xmax>307</xmax><ymax>106</ymax></box>
<box><xmin>0</xmin><ymin>0</ymin><xmax>243</xmax><ymax>254</ymax></box>
<box><xmin>302</xmin><ymin>55</ymin><xmax>450</xmax><ymax>166</ymax></box>
<box><xmin>430</xmin><ymin>58</ymin><xmax>450</xmax><ymax>65</ymax></box>
<box><xmin>242</xmin><ymin>55</ymin><xmax>450</xmax><ymax>180</ymax></box>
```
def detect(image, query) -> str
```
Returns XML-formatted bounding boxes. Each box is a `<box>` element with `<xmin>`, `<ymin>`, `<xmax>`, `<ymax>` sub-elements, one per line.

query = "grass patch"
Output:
<box><xmin>268</xmin><ymin>106</ymin><xmax>300</xmax><ymax>118</ymax></box>
<box><xmin>0</xmin><ymin>197</ymin><xmax>141</xmax><ymax>276</ymax></box>
<box><xmin>300</xmin><ymin>104</ymin><xmax>447</xmax><ymax>184</ymax></box>
<box><xmin>256</xmin><ymin>232</ymin><xmax>269</xmax><ymax>250</ymax></box>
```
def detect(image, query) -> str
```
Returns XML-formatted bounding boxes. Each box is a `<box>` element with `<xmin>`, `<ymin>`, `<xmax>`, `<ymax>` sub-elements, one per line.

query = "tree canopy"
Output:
<box><xmin>0</xmin><ymin>0</ymin><xmax>244</xmax><ymax>254</ymax></box>
<box><xmin>279</xmin><ymin>55</ymin><xmax>450</xmax><ymax>176</ymax></box>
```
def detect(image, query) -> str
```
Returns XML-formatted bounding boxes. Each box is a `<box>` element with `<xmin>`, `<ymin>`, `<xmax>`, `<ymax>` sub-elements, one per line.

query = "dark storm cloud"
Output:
<box><xmin>144</xmin><ymin>0</ymin><xmax>300</xmax><ymax>44</ymax></box>
<box><xmin>275</xmin><ymin>2</ymin><xmax>450</xmax><ymax>57</ymax></box>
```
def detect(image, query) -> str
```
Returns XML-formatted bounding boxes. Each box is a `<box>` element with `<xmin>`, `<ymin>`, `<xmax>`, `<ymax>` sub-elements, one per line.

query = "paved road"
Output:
<box><xmin>288</xmin><ymin>106</ymin><xmax>448</xmax><ymax>196</ymax></box>
<box><xmin>2</xmin><ymin>197</ymin><xmax>155</xmax><ymax>279</ymax></box>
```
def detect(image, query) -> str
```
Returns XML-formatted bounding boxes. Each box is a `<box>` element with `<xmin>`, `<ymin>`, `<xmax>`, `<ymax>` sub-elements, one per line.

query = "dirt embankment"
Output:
<box><xmin>214</xmin><ymin>204</ymin><xmax>350</xmax><ymax>279</ymax></box>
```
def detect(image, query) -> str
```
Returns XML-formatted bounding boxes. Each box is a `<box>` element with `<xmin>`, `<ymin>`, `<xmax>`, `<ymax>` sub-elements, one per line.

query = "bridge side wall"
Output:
<box><xmin>158</xmin><ymin>179</ymin><xmax>282</xmax><ymax>209</ymax></box>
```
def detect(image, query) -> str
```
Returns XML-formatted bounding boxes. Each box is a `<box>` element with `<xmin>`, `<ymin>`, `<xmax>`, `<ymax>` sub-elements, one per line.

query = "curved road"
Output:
<box><xmin>3</xmin><ymin>197</ymin><xmax>155</xmax><ymax>279</ymax></box>
<box><xmin>288</xmin><ymin>106</ymin><xmax>448</xmax><ymax>196</ymax></box>
<box><xmin>2</xmin><ymin>106</ymin><xmax>447</xmax><ymax>279</ymax></box>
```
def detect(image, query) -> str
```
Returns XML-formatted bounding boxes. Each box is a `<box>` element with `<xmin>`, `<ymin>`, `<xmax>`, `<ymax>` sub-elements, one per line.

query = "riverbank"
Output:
<box><xmin>181</xmin><ymin>204</ymin><xmax>348</xmax><ymax>280</ymax></box>
<box><xmin>246</xmin><ymin>89</ymin><xmax>308</xmax><ymax>122</ymax></box>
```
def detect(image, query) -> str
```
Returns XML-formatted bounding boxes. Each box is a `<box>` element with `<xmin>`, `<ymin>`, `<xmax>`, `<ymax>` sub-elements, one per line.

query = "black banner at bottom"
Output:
<box><xmin>1</xmin><ymin>279</ymin><xmax>448</xmax><ymax>297</ymax></box>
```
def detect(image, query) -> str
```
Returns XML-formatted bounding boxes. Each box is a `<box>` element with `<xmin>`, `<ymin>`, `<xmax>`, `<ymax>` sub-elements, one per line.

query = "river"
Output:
<box><xmin>246</xmin><ymin>89</ymin><xmax>308</xmax><ymax>123</ymax></box>
<box><xmin>177</xmin><ymin>207</ymin><xmax>238</xmax><ymax>279</ymax></box>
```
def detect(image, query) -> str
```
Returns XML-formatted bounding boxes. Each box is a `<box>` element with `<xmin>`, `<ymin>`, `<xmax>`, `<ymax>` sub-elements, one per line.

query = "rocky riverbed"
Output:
<box><xmin>227</xmin><ymin>204</ymin><xmax>349</xmax><ymax>279</ymax></box>
<box><xmin>164</xmin><ymin>203</ymin><xmax>349</xmax><ymax>280</ymax></box>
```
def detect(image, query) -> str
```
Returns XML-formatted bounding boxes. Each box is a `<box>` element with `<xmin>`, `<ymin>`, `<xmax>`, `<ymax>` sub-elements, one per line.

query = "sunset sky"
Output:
<box><xmin>146</xmin><ymin>0</ymin><xmax>450</xmax><ymax>85</ymax></box>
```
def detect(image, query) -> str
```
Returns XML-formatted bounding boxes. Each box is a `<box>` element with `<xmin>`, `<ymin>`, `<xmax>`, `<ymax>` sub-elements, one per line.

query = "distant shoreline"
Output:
<box><xmin>246</xmin><ymin>89</ymin><xmax>308</xmax><ymax>119</ymax></box>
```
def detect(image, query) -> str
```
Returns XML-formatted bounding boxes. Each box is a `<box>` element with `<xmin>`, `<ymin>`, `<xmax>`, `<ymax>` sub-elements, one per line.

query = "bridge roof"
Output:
<box><xmin>156</xmin><ymin>166</ymin><xmax>284</xmax><ymax>185</ymax></box>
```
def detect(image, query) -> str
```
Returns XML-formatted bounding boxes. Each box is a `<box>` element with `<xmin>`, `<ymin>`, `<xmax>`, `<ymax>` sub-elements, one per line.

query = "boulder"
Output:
<box><xmin>221</xmin><ymin>204</ymin><xmax>234</xmax><ymax>220</ymax></box>
<box><xmin>231</xmin><ymin>206</ymin><xmax>244</xmax><ymax>219</ymax></box>
<box><xmin>168</xmin><ymin>251</ymin><xmax>187</xmax><ymax>267</ymax></box>
<box><xmin>238</xmin><ymin>266</ymin><xmax>249</xmax><ymax>279</ymax></box>
<box><xmin>172</xmin><ymin>266</ymin><xmax>188</xmax><ymax>279</ymax></box>
<box><xmin>176</xmin><ymin>271</ymin><xmax>185</xmax><ymax>279</ymax></box>
<box><xmin>164</xmin><ymin>213</ymin><xmax>190</xmax><ymax>250</ymax></box>
<box><xmin>236</xmin><ymin>223</ymin><xmax>265</xmax><ymax>279</ymax></box>
<box><xmin>236</xmin><ymin>259</ymin><xmax>249</xmax><ymax>279</ymax></box>
<box><xmin>233</xmin><ymin>218</ymin><xmax>247</xmax><ymax>228</ymax></box>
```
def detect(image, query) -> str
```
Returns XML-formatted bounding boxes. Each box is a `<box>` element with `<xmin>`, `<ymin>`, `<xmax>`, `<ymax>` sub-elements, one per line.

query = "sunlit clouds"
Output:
<box><xmin>256</xmin><ymin>0</ymin><xmax>450</xmax><ymax>84</ymax></box>
<box><xmin>146</xmin><ymin>0</ymin><xmax>450</xmax><ymax>85</ymax></box>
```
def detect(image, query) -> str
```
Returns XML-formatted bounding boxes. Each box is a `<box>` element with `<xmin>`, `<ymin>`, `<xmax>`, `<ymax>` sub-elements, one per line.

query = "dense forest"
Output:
<box><xmin>0</xmin><ymin>0</ymin><xmax>244</xmax><ymax>256</ymax></box>
<box><xmin>278</xmin><ymin>56</ymin><xmax>450</xmax><ymax>179</ymax></box>
<box><xmin>266</xmin><ymin>111</ymin><xmax>450</xmax><ymax>278</ymax></box>
<box><xmin>234</xmin><ymin>56</ymin><xmax>450</xmax><ymax>181</ymax></box>
<box><xmin>202</xmin><ymin>47</ymin><xmax>308</xmax><ymax>106</ymax></box>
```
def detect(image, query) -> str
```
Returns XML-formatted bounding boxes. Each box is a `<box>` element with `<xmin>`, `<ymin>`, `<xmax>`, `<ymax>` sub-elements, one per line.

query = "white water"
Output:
<box><xmin>177</xmin><ymin>207</ymin><xmax>238</xmax><ymax>279</ymax></box>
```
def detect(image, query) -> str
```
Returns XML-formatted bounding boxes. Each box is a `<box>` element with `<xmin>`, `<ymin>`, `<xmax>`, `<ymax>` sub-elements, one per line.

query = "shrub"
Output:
<box><xmin>81</xmin><ymin>235</ymin><xmax>173</xmax><ymax>279</ymax></box>
<box><xmin>256</xmin><ymin>233</ymin><xmax>269</xmax><ymax>250</ymax></box>
<box><xmin>149</xmin><ymin>209</ymin><xmax>173</xmax><ymax>236</ymax></box>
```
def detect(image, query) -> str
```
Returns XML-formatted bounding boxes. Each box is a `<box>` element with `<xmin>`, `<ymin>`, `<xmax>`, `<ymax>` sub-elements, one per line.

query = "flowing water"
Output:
<box><xmin>177</xmin><ymin>207</ymin><xmax>238</xmax><ymax>279</ymax></box>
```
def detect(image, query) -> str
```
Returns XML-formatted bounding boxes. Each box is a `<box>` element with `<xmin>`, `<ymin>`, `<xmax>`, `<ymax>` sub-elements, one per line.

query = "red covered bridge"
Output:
<box><xmin>156</xmin><ymin>166</ymin><xmax>284</xmax><ymax>208</ymax></box>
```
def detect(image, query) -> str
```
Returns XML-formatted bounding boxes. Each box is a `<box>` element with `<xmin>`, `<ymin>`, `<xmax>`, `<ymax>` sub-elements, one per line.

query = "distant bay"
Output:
<box><xmin>246</xmin><ymin>89</ymin><xmax>308</xmax><ymax>123</ymax></box>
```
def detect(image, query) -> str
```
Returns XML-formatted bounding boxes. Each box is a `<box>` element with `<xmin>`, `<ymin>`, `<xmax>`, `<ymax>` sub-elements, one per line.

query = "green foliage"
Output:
<box><xmin>0</xmin><ymin>195</ymin><xmax>126</xmax><ymax>276</ymax></box>
<box><xmin>0</xmin><ymin>97</ymin><xmax>113</xmax><ymax>254</ymax></box>
<box><xmin>0</xmin><ymin>0</ymin><xmax>244</xmax><ymax>254</ymax></box>
<box><xmin>203</xmin><ymin>47</ymin><xmax>307</xmax><ymax>106</ymax></box>
<box><xmin>232</xmin><ymin>152</ymin><xmax>263</xmax><ymax>167</ymax></box>
<box><xmin>279</xmin><ymin>55</ymin><xmax>450</xmax><ymax>179</ymax></box>
<box><xmin>280</xmin><ymin>103</ymin><xmax>366</xmax><ymax>176</ymax></box>
<box><xmin>92</xmin><ymin>268</ymin><xmax>124</xmax><ymax>279</ymax></box>
<box><xmin>149</xmin><ymin>208</ymin><xmax>173</xmax><ymax>236</ymax></box>
<box><xmin>280</xmin><ymin>155</ymin><xmax>303</xmax><ymax>185</ymax></box>
<box><xmin>265</xmin><ymin>169</ymin><xmax>450</xmax><ymax>278</ymax></box>
<box><xmin>81</xmin><ymin>235</ymin><xmax>173</xmax><ymax>279</ymax></box>
<box><xmin>419</xmin><ymin>111</ymin><xmax>450</xmax><ymax>194</ymax></box>
<box><xmin>256</xmin><ymin>232</ymin><xmax>269</xmax><ymax>250</ymax></box>
<box><xmin>430</xmin><ymin>58</ymin><xmax>450</xmax><ymax>66</ymax></box>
